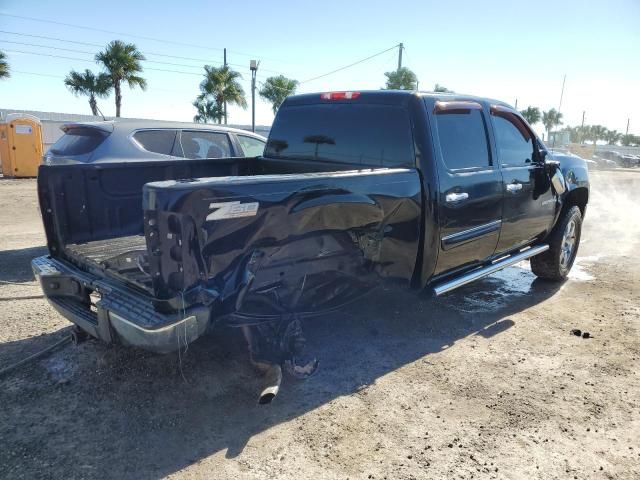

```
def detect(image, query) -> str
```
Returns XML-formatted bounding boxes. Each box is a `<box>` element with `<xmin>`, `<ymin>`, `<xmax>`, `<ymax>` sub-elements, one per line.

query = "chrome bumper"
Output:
<box><xmin>31</xmin><ymin>255</ymin><xmax>210</xmax><ymax>353</ymax></box>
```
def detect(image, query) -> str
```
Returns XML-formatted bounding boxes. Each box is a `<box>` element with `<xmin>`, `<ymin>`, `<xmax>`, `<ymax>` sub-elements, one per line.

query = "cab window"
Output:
<box><xmin>492</xmin><ymin>114</ymin><xmax>534</xmax><ymax>166</ymax></box>
<box><xmin>435</xmin><ymin>109</ymin><xmax>491</xmax><ymax>170</ymax></box>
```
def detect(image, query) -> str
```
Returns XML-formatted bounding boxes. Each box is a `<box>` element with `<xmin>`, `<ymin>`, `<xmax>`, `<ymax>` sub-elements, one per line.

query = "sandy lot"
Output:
<box><xmin>0</xmin><ymin>171</ymin><xmax>638</xmax><ymax>480</ymax></box>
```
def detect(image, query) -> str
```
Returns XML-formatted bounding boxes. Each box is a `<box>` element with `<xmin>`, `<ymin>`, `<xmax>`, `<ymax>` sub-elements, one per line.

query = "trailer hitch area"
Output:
<box><xmin>243</xmin><ymin>314</ymin><xmax>319</xmax><ymax>405</ymax></box>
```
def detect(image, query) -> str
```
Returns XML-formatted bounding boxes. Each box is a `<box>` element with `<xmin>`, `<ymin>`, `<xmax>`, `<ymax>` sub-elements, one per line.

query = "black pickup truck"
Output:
<box><xmin>33</xmin><ymin>91</ymin><xmax>589</xmax><ymax>402</ymax></box>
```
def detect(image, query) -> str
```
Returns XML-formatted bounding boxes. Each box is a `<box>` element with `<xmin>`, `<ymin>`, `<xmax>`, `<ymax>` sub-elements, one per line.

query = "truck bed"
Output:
<box><xmin>66</xmin><ymin>235</ymin><xmax>147</xmax><ymax>264</ymax></box>
<box><xmin>66</xmin><ymin>235</ymin><xmax>153</xmax><ymax>292</ymax></box>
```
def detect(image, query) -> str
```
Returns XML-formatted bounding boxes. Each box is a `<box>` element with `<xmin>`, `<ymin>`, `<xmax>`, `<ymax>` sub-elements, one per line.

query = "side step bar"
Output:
<box><xmin>432</xmin><ymin>244</ymin><xmax>549</xmax><ymax>296</ymax></box>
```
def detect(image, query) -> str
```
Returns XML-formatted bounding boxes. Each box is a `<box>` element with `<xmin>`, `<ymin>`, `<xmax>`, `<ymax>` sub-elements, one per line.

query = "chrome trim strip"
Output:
<box><xmin>433</xmin><ymin>244</ymin><xmax>549</xmax><ymax>296</ymax></box>
<box><xmin>441</xmin><ymin>220</ymin><xmax>502</xmax><ymax>249</ymax></box>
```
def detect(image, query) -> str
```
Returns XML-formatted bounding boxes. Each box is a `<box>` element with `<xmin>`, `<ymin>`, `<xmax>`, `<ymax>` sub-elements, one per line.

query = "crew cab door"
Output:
<box><xmin>489</xmin><ymin>106</ymin><xmax>556</xmax><ymax>253</ymax></box>
<box><xmin>429</xmin><ymin>100</ymin><xmax>504</xmax><ymax>275</ymax></box>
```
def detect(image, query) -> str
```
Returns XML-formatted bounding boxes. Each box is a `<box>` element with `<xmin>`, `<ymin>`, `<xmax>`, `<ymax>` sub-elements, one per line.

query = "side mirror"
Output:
<box><xmin>536</xmin><ymin>149</ymin><xmax>548</xmax><ymax>164</ymax></box>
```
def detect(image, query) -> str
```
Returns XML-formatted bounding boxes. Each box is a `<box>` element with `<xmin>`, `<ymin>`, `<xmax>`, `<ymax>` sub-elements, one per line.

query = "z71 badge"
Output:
<box><xmin>206</xmin><ymin>201</ymin><xmax>259</xmax><ymax>221</ymax></box>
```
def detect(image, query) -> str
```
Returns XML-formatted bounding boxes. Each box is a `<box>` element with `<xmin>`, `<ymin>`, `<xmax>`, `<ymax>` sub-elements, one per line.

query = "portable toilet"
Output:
<box><xmin>0</xmin><ymin>114</ymin><xmax>44</xmax><ymax>177</ymax></box>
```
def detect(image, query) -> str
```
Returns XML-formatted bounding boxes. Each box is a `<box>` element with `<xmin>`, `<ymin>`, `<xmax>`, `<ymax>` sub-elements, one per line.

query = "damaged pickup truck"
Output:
<box><xmin>33</xmin><ymin>91</ymin><xmax>589</xmax><ymax>402</ymax></box>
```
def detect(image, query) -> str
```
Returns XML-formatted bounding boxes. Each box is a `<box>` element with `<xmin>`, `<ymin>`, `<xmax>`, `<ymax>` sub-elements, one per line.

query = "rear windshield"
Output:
<box><xmin>265</xmin><ymin>103</ymin><xmax>414</xmax><ymax>167</ymax></box>
<box><xmin>50</xmin><ymin>127</ymin><xmax>109</xmax><ymax>157</ymax></box>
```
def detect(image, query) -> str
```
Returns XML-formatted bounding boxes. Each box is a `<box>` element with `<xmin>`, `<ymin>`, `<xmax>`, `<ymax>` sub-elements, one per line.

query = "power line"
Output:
<box><xmin>3</xmin><ymin>49</ymin><xmax>203</xmax><ymax>76</ymax></box>
<box><xmin>300</xmin><ymin>44</ymin><xmax>400</xmax><ymax>83</ymax></box>
<box><xmin>0</xmin><ymin>13</ymin><xmax>291</xmax><ymax>63</ymax></box>
<box><xmin>0</xmin><ymin>32</ymin><xmax>285</xmax><ymax>74</ymax></box>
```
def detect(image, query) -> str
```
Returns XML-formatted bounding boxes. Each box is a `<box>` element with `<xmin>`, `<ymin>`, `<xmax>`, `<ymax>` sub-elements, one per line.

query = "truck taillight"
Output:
<box><xmin>320</xmin><ymin>91</ymin><xmax>361</xmax><ymax>100</ymax></box>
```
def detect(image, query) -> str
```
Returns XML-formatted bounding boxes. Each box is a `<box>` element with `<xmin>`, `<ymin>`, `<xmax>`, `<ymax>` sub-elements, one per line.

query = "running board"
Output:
<box><xmin>432</xmin><ymin>244</ymin><xmax>549</xmax><ymax>296</ymax></box>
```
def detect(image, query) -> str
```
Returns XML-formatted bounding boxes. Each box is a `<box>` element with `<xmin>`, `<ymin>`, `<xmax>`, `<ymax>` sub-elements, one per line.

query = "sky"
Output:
<box><xmin>0</xmin><ymin>0</ymin><xmax>638</xmax><ymax>136</ymax></box>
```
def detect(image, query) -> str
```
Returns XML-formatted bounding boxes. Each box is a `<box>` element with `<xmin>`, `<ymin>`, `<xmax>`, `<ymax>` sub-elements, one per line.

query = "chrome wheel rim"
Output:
<box><xmin>560</xmin><ymin>219</ymin><xmax>577</xmax><ymax>268</ymax></box>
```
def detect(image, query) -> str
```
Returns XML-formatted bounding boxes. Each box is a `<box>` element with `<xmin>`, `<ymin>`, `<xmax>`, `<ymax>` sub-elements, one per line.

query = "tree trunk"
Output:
<box><xmin>89</xmin><ymin>95</ymin><xmax>98</xmax><ymax>116</ymax></box>
<box><xmin>115</xmin><ymin>81</ymin><xmax>122</xmax><ymax>118</ymax></box>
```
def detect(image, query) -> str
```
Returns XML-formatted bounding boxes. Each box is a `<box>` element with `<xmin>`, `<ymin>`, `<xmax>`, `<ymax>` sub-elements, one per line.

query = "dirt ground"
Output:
<box><xmin>0</xmin><ymin>170</ymin><xmax>638</xmax><ymax>480</ymax></box>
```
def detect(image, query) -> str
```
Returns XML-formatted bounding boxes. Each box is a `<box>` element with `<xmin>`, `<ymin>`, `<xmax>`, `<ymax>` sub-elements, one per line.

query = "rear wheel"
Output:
<box><xmin>531</xmin><ymin>206</ymin><xmax>582</xmax><ymax>281</ymax></box>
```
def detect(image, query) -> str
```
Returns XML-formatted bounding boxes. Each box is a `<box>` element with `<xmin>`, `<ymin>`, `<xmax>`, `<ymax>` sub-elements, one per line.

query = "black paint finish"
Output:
<box><xmin>36</xmin><ymin>90</ymin><xmax>589</xmax><ymax>336</ymax></box>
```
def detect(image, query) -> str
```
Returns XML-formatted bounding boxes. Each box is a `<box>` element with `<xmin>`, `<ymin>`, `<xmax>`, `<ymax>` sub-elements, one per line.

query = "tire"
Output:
<box><xmin>531</xmin><ymin>205</ymin><xmax>582</xmax><ymax>281</ymax></box>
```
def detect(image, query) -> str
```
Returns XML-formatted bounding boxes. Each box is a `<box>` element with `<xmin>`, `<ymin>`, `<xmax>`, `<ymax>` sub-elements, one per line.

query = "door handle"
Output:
<box><xmin>445</xmin><ymin>192</ymin><xmax>469</xmax><ymax>203</ymax></box>
<box><xmin>506</xmin><ymin>183</ymin><xmax>523</xmax><ymax>193</ymax></box>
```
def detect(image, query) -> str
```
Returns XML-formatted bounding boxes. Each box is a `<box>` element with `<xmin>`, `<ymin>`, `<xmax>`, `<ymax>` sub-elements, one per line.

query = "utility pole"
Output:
<box><xmin>223</xmin><ymin>48</ymin><xmax>227</xmax><ymax>125</ymax></box>
<box><xmin>581</xmin><ymin>111</ymin><xmax>585</xmax><ymax>128</ymax></box>
<box><xmin>558</xmin><ymin>74</ymin><xmax>566</xmax><ymax>112</ymax></box>
<box><xmin>626</xmin><ymin>118</ymin><xmax>630</xmax><ymax>135</ymax></box>
<box><xmin>581</xmin><ymin>111</ymin><xmax>586</xmax><ymax>144</ymax></box>
<box><xmin>250</xmin><ymin>60</ymin><xmax>258</xmax><ymax>133</ymax></box>
<box><xmin>514</xmin><ymin>98</ymin><xmax>518</xmax><ymax>109</ymax></box>
<box><xmin>397</xmin><ymin>43</ymin><xmax>403</xmax><ymax>71</ymax></box>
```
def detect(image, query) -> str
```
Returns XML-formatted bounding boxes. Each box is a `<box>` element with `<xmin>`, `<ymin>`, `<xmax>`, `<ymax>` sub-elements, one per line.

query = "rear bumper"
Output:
<box><xmin>31</xmin><ymin>255</ymin><xmax>210</xmax><ymax>353</ymax></box>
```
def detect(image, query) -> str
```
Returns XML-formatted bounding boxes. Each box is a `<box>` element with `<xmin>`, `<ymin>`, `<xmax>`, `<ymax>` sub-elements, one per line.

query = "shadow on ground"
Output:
<box><xmin>0</xmin><ymin>260</ymin><xmax>563</xmax><ymax>480</ymax></box>
<box><xmin>0</xmin><ymin>246</ymin><xmax>48</xmax><ymax>283</ymax></box>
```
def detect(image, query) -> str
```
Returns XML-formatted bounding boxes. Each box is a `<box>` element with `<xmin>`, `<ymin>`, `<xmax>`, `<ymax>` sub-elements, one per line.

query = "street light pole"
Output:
<box><xmin>250</xmin><ymin>60</ymin><xmax>258</xmax><ymax>133</ymax></box>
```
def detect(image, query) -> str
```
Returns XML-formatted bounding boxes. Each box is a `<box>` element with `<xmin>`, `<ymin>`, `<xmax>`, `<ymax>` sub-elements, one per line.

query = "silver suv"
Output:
<box><xmin>44</xmin><ymin>120</ymin><xmax>267</xmax><ymax>165</ymax></box>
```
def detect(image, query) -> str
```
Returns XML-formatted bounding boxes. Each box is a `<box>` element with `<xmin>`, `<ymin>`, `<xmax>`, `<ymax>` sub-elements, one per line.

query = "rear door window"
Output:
<box><xmin>434</xmin><ymin>109</ymin><xmax>491</xmax><ymax>170</ymax></box>
<box><xmin>173</xmin><ymin>130</ymin><xmax>232</xmax><ymax>159</ymax></box>
<box><xmin>237</xmin><ymin>135</ymin><xmax>266</xmax><ymax>157</ymax></box>
<box><xmin>132</xmin><ymin>130</ymin><xmax>178</xmax><ymax>156</ymax></box>
<box><xmin>265</xmin><ymin>103</ymin><xmax>414</xmax><ymax>167</ymax></box>
<box><xmin>49</xmin><ymin>127</ymin><xmax>109</xmax><ymax>157</ymax></box>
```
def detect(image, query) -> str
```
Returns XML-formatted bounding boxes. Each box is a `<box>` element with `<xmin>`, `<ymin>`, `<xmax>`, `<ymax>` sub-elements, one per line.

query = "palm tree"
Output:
<box><xmin>95</xmin><ymin>40</ymin><xmax>147</xmax><ymax>117</ymax></box>
<box><xmin>192</xmin><ymin>98</ymin><xmax>222</xmax><ymax>123</ymax></box>
<box><xmin>0</xmin><ymin>50</ymin><xmax>9</xmax><ymax>79</ymax></box>
<box><xmin>542</xmin><ymin>109</ymin><xmax>563</xmax><ymax>140</ymax></box>
<box><xmin>259</xmin><ymin>75</ymin><xmax>299</xmax><ymax>114</ymax></box>
<box><xmin>196</xmin><ymin>65</ymin><xmax>247</xmax><ymax>124</ymax></box>
<box><xmin>383</xmin><ymin>67</ymin><xmax>417</xmax><ymax>90</ymax></box>
<box><xmin>621</xmin><ymin>134</ymin><xmax>640</xmax><ymax>147</ymax></box>
<box><xmin>520</xmin><ymin>106</ymin><xmax>541</xmax><ymax>126</ymax></box>
<box><xmin>604</xmin><ymin>129</ymin><xmax>621</xmax><ymax>145</ymax></box>
<box><xmin>433</xmin><ymin>84</ymin><xmax>452</xmax><ymax>93</ymax></box>
<box><xmin>589</xmin><ymin>125</ymin><xmax>607</xmax><ymax>145</ymax></box>
<box><xmin>64</xmin><ymin>69</ymin><xmax>112</xmax><ymax>116</ymax></box>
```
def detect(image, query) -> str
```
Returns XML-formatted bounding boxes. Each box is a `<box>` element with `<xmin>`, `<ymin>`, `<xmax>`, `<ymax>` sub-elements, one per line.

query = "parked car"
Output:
<box><xmin>43</xmin><ymin>120</ymin><xmax>267</xmax><ymax>165</ymax></box>
<box><xmin>550</xmin><ymin>151</ymin><xmax>599</xmax><ymax>170</ymax></box>
<box><xmin>591</xmin><ymin>155</ymin><xmax>618</xmax><ymax>169</ymax></box>
<box><xmin>619</xmin><ymin>154</ymin><xmax>640</xmax><ymax>168</ymax></box>
<box><xmin>33</xmin><ymin>91</ymin><xmax>589</xmax><ymax>403</ymax></box>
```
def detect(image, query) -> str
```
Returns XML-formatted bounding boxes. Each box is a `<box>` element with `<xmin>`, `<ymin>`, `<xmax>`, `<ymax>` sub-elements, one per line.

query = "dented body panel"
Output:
<box><xmin>143</xmin><ymin>169</ymin><xmax>422</xmax><ymax>321</ymax></box>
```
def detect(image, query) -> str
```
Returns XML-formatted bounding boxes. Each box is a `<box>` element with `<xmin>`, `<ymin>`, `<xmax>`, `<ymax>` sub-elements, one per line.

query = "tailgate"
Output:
<box><xmin>143</xmin><ymin>169</ymin><xmax>423</xmax><ymax>318</ymax></box>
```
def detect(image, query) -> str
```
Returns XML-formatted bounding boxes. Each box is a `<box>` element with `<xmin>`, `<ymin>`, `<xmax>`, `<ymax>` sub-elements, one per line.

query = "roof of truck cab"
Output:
<box><xmin>284</xmin><ymin>90</ymin><xmax>513</xmax><ymax>109</ymax></box>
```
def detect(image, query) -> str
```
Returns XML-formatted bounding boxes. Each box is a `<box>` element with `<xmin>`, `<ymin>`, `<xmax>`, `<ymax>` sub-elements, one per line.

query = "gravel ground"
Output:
<box><xmin>0</xmin><ymin>171</ymin><xmax>638</xmax><ymax>480</ymax></box>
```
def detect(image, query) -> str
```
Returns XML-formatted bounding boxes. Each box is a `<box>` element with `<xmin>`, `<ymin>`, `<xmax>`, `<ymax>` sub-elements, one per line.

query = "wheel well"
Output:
<box><xmin>563</xmin><ymin>187</ymin><xmax>589</xmax><ymax>217</ymax></box>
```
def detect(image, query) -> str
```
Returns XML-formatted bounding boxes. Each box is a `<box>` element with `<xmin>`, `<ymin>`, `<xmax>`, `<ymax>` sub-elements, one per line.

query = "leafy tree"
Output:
<box><xmin>604</xmin><ymin>129</ymin><xmax>621</xmax><ymax>145</ymax></box>
<box><xmin>0</xmin><ymin>50</ymin><xmax>9</xmax><ymax>79</ymax></box>
<box><xmin>192</xmin><ymin>98</ymin><xmax>222</xmax><ymax>123</ymax></box>
<box><xmin>259</xmin><ymin>75</ymin><xmax>299</xmax><ymax>114</ymax></box>
<box><xmin>542</xmin><ymin>109</ymin><xmax>563</xmax><ymax>140</ymax></box>
<box><xmin>520</xmin><ymin>106</ymin><xmax>541</xmax><ymax>126</ymax></box>
<box><xmin>196</xmin><ymin>65</ymin><xmax>247</xmax><ymax>124</ymax></box>
<box><xmin>588</xmin><ymin>125</ymin><xmax>607</xmax><ymax>145</ymax></box>
<box><xmin>621</xmin><ymin>134</ymin><xmax>640</xmax><ymax>147</ymax></box>
<box><xmin>433</xmin><ymin>84</ymin><xmax>452</xmax><ymax>93</ymax></box>
<box><xmin>64</xmin><ymin>69</ymin><xmax>112</xmax><ymax>116</ymax></box>
<box><xmin>95</xmin><ymin>40</ymin><xmax>147</xmax><ymax>117</ymax></box>
<box><xmin>383</xmin><ymin>67</ymin><xmax>417</xmax><ymax>90</ymax></box>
